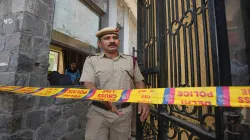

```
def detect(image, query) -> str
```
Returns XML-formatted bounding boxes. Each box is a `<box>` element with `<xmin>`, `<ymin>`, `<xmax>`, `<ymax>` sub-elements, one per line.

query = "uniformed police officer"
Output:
<box><xmin>80</xmin><ymin>27</ymin><xmax>149</xmax><ymax>140</ymax></box>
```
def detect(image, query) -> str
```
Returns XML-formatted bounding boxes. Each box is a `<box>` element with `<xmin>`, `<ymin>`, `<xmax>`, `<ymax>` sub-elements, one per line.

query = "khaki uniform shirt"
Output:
<box><xmin>80</xmin><ymin>53</ymin><xmax>144</xmax><ymax>90</ymax></box>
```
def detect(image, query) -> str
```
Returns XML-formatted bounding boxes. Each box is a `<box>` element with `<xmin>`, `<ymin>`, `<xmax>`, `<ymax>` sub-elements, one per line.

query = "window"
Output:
<box><xmin>49</xmin><ymin>51</ymin><xmax>59</xmax><ymax>71</ymax></box>
<box><xmin>225</xmin><ymin>0</ymin><xmax>249</xmax><ymax>86</ymax></box>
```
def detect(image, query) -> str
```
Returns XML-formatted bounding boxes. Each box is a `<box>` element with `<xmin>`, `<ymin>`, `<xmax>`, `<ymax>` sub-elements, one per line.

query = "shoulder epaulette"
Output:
<box><xmin>121</xmin><ymin>53</ymin><xmax>132</xmax><ymax>56</ymax></box>
<box><xmin>87</xmin><ymin>53</ymin><xmax>101</xmax><ymax>58</ymax></box>
<box><xmin>121</xmin><ymin>54</ymin><xmax>133</xmax><ymax>58</ymax></box>
<box><xmin>95</xmin><ymin>53</ymin><xmax>101</xmax><ymax>56</ymax></box>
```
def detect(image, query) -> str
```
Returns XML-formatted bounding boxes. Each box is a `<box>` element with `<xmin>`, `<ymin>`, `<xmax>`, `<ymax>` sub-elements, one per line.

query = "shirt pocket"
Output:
<box><xmin>121</xmin><ymin>67</ymin><xmax>134</xmax><ymax>82</ymax></box>
<box><xmin>95</xmin><ymin>68</ymin><xmax>111</xmax><ymax>82</ymax></box>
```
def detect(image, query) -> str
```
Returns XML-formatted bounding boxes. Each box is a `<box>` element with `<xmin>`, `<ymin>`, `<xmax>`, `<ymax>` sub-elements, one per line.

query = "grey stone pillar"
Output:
<box><xmin>0</xmin><ymin>1</ymin><xmax>89</xmax><ymax>140</ymax></box>
<box><xmin>0</xmin><ymin>0</ymin><xmax>54</xmax><ymax>87</ymax></box>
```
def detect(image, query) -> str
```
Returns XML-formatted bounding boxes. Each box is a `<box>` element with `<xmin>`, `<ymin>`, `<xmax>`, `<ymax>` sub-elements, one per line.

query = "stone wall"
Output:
<box><xmin>0</xmin><ymin>0</ymin><xmax>55</xmax><ymax>86</ymax></box>
<box><xmin>0</xmin><ymin>92</ymin><xmax>89</xmax><ymax>140</ymax></box>
<box><xmin>0</xmin><ymin>0</ymin><xmax>89</xmax><ymax>139</ymax></box>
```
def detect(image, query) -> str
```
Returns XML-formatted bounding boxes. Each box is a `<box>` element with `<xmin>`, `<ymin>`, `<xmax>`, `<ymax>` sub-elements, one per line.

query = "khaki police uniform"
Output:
<box><xmin>80</xmin><ymin>53</ymin><xmax>144</xmax><ymax>140</ymax></box>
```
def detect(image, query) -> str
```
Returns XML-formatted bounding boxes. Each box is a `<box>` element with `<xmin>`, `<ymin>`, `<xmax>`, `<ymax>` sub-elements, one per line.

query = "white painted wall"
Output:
<box><xmin>53</xmin><ymin>0</ymin><xmax>100</xmax><ymax>48</ymax></box>
<box><xmin>128</xmin><ymin>12</ymin><xmax>137</xmax><ymax>56</ymax></box>
<box><xmin>123</xmin><ymin>5</ymin><xmax>129</xmax><ymax>54</ymax></box>
<box><xmin>101</xmin><ymin>0</ymin><xmax>137</xmax><ymax>54</ymax></box>
<box><xmin>124</xmin><ymin>0</ymin><xmax>137</xmax><ymax>19</ymax></box>
<box><xmin>108</xmin><ymin>0</ymin><xmax>117</xmax><ymax>27</ymax></box>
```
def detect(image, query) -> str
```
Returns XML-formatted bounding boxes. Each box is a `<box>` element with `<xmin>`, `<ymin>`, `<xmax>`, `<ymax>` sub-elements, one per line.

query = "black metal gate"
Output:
<box><xmin>135</xmin><ymin>0</ymin><xmax>231</xmax><ymax>139</ymax></box>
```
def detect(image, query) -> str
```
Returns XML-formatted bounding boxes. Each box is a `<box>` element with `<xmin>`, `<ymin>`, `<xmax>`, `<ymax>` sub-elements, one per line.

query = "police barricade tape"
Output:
<box><xmin>0</xmin><ymin>85</ymin><xmax>250</xmax><ymax>107</ymax></box>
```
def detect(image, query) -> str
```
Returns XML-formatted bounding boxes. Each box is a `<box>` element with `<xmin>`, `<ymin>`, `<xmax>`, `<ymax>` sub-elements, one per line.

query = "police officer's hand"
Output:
<box><xmin>103</xmin><ymin>101</ymin><xmax>124</xmax><ymax>116</ymax></box>
<box><xmin>138</xmin><ymin>103</ymin><xmax>149</xmax><ymax>122</ymax></box>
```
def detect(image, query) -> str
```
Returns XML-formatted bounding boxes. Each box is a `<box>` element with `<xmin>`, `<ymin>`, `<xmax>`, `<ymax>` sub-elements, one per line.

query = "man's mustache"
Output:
<box><xmin>109</xmin><ymin>43</ymin><xmax>117</xmax><ymax>47</ymax></box>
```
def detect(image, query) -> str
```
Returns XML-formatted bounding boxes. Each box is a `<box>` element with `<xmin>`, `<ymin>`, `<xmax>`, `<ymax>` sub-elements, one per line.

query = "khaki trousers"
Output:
<box><xmin>85</xmin><ymin>104</ymin><xmax>132</xmax><ymax>140</ymax></box>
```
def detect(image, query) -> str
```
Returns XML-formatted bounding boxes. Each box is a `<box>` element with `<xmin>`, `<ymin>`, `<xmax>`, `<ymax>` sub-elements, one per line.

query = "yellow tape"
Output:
<box><xmin>1</xmin><ymin>85</ymin><xmax>250</xmax><ymax>107</ymax></box>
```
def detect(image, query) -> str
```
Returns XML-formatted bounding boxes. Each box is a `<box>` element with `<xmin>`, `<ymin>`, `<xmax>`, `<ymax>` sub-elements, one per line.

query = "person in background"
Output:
<box><xmin>65</xmin><ymin>62</ymin><xmax>81</xmax><ymax>85</ymax></box>
<box><xmin>230</xmin><ymin>50</ymin><xmax>249</xmax><ymax>86</ymax></box>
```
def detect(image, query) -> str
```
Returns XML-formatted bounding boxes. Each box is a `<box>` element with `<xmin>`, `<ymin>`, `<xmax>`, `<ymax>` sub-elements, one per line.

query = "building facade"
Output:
<box><xmin>0</xmin><ymin>0</ymin><xmax>137</xmax><ymax>139</ymax></box>
<box><xmin>49</xmin><ymin>0</ymin><xmax>138</xmax><ymax>75</ymax></box>
<box><xmin>1</xmin><ymin>0</ymin><xmax>250</xmax><ymax>140</ymax></box>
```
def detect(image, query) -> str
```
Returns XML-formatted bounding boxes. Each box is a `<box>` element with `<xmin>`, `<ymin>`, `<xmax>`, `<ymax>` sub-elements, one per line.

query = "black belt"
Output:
<box><xmin>92</xmin><ymin>101</ymin><xmax>131</xmax><ymax>111</ymax></box>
